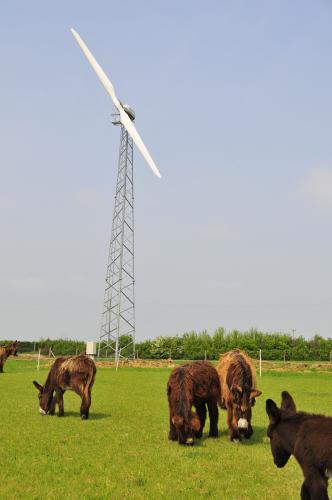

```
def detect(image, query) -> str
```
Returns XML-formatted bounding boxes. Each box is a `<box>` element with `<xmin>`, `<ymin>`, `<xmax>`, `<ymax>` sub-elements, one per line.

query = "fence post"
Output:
<box><xmin>37</xmin><ymin>349</ymin><xmax>41</xmax><ymax>371</ymax></box>
<box><xmin>259</xmin><ymin>349</ymin><xmax>262</xmax><ymax>377</ymax></box>
<box><xmin>330</xmin><ymin>350</ymin><xmax>332</xmax><ymax>363</ymax></box>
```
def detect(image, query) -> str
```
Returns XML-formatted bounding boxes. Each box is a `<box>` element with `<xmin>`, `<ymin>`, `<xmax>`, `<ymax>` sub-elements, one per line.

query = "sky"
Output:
<box><xmin>0</xmin><ymin>1</ymin><xmax>331</xmax><ymax>342</ymax></box>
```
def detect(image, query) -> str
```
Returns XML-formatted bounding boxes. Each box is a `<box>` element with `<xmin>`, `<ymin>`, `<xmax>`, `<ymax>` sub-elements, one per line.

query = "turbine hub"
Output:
<box><xmin>122</xmin><ymin>104</ymin><xmax>135</xmax><ymax>121</ymax></box>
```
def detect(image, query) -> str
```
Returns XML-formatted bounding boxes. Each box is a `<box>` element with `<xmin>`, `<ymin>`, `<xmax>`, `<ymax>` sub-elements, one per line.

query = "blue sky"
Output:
<box><xmin>1</xmin><ymin>1</ymin><xmax>331</xmax><ymax>341</ymax></box>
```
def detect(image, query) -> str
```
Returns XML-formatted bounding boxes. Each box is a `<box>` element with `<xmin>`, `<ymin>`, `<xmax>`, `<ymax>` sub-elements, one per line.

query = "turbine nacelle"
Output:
<box><xmin>121</xmin><ymin>103</ymin><xmax>135</xmax><ymax>122</ymax></box>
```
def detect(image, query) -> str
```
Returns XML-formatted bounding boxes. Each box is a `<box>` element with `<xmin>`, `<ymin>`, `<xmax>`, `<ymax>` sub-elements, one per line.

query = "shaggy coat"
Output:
<box><xmin>217</xmin><ymin>349</ymin><xmax>262</xmax><ymax>441</ymax></box>
<box><xmin>0</xmin><ymin>341</ymin><xmax>19</xmax><ymax>373</ymax></box>
<box><xmin>33</xmin><ymin>355</ymin><xmax>96</xmax><ymax>419</ymax></box>
<box><xmin>167</xmin><ymin>361</ymin><xmax>221</xmax><ymax>445</ymax></box>
<box><xmin>266</xmin><ymin>391</ymin><xmax>332</xmax><ymax>500</ymax></box>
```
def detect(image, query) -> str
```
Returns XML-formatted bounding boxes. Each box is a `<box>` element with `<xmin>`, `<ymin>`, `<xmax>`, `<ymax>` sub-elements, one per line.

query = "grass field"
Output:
<box><xmin>1</xmin><ymin>359</ymin><xmax>332</xmax><ymax>499</ymax></box>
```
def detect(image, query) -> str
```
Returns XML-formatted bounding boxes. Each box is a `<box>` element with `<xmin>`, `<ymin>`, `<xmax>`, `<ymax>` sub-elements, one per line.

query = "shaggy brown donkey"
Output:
<box><xmin>266</xmin><ymin>391</ymin><xmax>332</xmax><ymax>500</ymax></box>
<box><xmin>33</xmin><ymin>355</ymin><xmax>96</xmax><ymax>419</ymax></box>
<box><xmin>167</xmin><ymin>361</ymin><xmax>221</xmax><ymax>445</ymax></box>
<box><xmin>217</xmin><ymin>349</ymin><xmax>262</xmax><ymax>441</ymax></box>
<box><xmin>0</xmin><ymin>341</ymin><xmax>19</xmax><ymax>373</ymax></box>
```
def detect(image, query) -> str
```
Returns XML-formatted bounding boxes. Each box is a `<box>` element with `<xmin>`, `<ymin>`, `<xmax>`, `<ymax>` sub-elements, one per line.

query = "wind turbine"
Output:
<box><xmin>71</xmin><ymin>29</ymin><xmax>161</xmax><ymax>363</ymax></box>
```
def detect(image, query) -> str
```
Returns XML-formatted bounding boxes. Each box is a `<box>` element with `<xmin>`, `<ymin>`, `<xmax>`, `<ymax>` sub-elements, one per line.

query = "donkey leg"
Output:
<box><xmin>80</xmin><ymin>390</ymin><xmax>91</xmax><ymax>420</ymax></box>
<box><xmin>0</xmin><ymin>362</ymin><xmax>3</xmax><ymax>373</ymax></box>
<box><xmin>207</xmin><ymin>398</ymin><xmax>219</xmax><ymax>438</ymax></box>
<box><xmin>195</xmin><ymin>404</ymin><xmax>207</xmax><ymax>438</ymax></box>
<box><xmin>300</xmin><ymin>481</ymin><xmax>311</xmax><ymax>500</ymax></box>
<box><xmin>168</xmin><ymin>413</ymin><xmax>178</xmax><ymax>441</ymax></box>
<box><xmin>300</xmin><ymin>468</ymin><xmax>328</xmax><ymax>500</ymax></box>
<box><xmin>56</xmin><ymin>389</ymin><xmax>64</xmax><ymax>417</ymax></box>
<box><xmin>227</xmin><ymin>406</ymin><xmax>240</xmax><ymax>441</ymax></box>
<box><xmin>306</xmin><ymin>475</ymin><xmax>329</xmax><ymax>500</ymax></box>
<box><xmin>49</xmin><ymin>395</ymin><xmax>57</xmax><ymax>415</ymax></box>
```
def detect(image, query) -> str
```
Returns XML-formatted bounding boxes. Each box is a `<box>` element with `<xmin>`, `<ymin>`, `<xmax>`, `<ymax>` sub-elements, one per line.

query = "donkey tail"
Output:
<box><xmin>84</xmin><ymin>361</ymin><xmax>96</xmax><ymax>397</ymax></box>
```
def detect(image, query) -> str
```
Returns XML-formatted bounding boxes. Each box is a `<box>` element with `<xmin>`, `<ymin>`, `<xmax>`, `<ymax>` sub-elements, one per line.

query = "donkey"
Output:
<box><xmin>266</xmin><ymin>391</ymin><xmax>332</xmax><ymax>500</ymax></box>
<box><xmin>167</xmin><ymin>361</ymin><xmax>221</xmax><ymax>445</ymax></box>
<box><xmin>217</xmin><ymin>349</ymin><xmax>262</xmax><ymax>441</ymax></box>
<box><xmin>0</xmin><ymin>341</ymin><xmax>19</xmax><ymax>373</ymax></box>
<box><xmin>33</xmin><ymin>355</ymin><xmax>96</xmax><ymax>419</ymax></box>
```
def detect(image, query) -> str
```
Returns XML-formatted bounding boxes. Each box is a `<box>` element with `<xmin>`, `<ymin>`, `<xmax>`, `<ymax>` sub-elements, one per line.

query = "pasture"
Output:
<box><xmin>1</xmin><ymin>359</ymin><xmax>332</xmax><ymax>499</ymax></box>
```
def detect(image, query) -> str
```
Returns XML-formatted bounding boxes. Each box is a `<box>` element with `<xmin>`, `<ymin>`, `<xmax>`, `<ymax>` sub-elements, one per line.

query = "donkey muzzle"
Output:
<box><xmin>238</xmin><ymin>418</ymin><xmax>248</xmax><ymax>430</ymax></box>
<box><xmin>39</xmin><ymin>407</ymin><xmax>47</xmax><ymax>415</ymax></box>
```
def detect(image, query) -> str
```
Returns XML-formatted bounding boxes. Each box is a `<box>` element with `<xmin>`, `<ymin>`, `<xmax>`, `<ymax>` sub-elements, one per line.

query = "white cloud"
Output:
<box><xmin>300</xmin><ymin>168</ymin><xmax>332</xmax><ymax>206</ymax></box>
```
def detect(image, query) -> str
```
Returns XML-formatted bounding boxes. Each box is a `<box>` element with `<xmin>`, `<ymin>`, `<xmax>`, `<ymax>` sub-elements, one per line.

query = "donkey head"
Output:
<box><xmin>33</xmin><ymin>381</ymin><xmax>53</xmax><ymax>415</ymax></box>
<box><xmin>11</xmin><ymin>341</ymin><xmax>19</xmax><ymax>357</ymax></box>
<box><xmin>171</xmin><ymin>412</ymin><xmax>201</xmax><ymax>445</ymax></box>
<box><xmin>266</xmin><ymin>391</ymin><xmax>297</xmax><ymax>468</ymax></box>
<box><xmin>231</xmin><ymin>383</ymin><xmax>262</xmax><ymax>431</ymax></box>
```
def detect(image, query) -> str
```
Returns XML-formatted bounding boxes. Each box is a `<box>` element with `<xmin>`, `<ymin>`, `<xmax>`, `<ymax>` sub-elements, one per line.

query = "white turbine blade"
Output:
<box><xmin>70</xmin><ymin>28</ymin><xmax>121</xmax><ymax>109</ymax></box>
<box><xmin>71</xmin><ymin>28</ymin><xmax>161</xmax><ymax>179</ymax></box>
<box><xmin>119</xmin><ymin>108</ymin><xmax>162</xmax><ymax>179</ymax></box>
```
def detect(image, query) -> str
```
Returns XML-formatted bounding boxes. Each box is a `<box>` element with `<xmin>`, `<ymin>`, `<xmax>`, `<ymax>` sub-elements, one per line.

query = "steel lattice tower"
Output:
<box><xmin>99</xmin><ymin>119</ymin><xmax>135</xmax><ymax>363</ymax></box>
<box><xmin>70</xmin><ymin>30</ymin><xmax>161</xmax><ymax>364</ymax></box>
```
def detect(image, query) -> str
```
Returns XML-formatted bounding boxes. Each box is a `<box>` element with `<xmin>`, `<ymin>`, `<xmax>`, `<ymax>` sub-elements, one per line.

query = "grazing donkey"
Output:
<box><xmin>33</xmin><ymin>355</ymin><xmax>96</xmax><ymax>419</ymax></box>
<box><xmin>0</xmin><ymin>341</ymin><xmax>19</xmax><ymax>373</ymax></box>
<box><xmin>266</xmin><ymin>391</ymin><xmax>332</xmax><ymax>500</ymax></box>
<box><xmin>167</xmin><ymin>361</ymin><xmax>221</xmax><ymax>445</ymax></box>
<box><xmin>217</xmin><ymin>349</ymin><xmax>262</xmax><ymax>441</ymax></box>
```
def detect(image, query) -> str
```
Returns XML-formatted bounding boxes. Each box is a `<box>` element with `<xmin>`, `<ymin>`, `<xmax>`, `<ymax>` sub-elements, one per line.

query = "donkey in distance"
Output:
<box><xmin>33</xmin><ymin>355</ymin><xmax>96</xmax><ymax>419</ymax></box>
<box><xmin>266</xmin><ymin>391</ymin><xmax>332</xmax><ymax>500</ymax></box>
<box><xmin>0</xmin><ymin>341</ymin><xmax>19</xmax><ymax>373</ymax></box>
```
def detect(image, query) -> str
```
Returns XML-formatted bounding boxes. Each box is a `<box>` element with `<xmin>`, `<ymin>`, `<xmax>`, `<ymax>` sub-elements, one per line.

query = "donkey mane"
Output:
<box><xmin>219</xmin><ymin>349</ymin><xmax>257</xmax><ymax>391</ymax></box>
<box><xmin>58</xmin><ymin>355</ymin><xmax>91</xmax><ymax>374</ymax></box>
<box><xmin>172</xmin><ymin>366</ymin><xmax>192</xmax><ymax>421</ymax></box>
<box><xmin>282</xmin><ymin>411</ymin><xmax>328</xmax><ymax>423</ymax></box>
<box><xmin>226</xmin><ymin>353</ymin><xmax>253</xmax><ymax>389</ymax></box>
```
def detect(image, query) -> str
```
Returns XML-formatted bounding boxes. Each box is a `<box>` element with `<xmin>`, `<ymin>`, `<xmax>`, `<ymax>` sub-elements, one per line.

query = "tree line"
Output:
<box><xmin>134</xmin><ymin>328</ymin><xmax>332</xmax><ymax>361</ymax></box>
<box><xmin>1</xmin><ymin>328</ymin><xmax>332</xmax><ymax>360</ymax></box>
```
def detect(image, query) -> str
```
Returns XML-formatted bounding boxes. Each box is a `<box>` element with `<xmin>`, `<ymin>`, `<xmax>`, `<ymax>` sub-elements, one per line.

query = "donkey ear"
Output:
<box><xmin>250</xmin><ymin>389</ymin><xmax>262</xmax><ymax>399</ymax></box>
<box><xmin>33</xmin><ymin>381</ymin><xmax>43</xmax><ymax>392</ymax></box>
<box><xmin>281</xmin><ymin>391</ymin><xmax>296</xmax><ymax>414</ymax></box>
<box><xmin>266</xmin><ymin>399</ymin><xmax>280</xmax><ymax>424</ymax></box>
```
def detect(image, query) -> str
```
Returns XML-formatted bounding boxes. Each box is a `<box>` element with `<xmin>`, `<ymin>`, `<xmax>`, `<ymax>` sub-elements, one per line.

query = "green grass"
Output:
<box><xmin>1</xmin><ymin>359</ymin><xmax>332</xmax><ymax>499</ymax></box>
